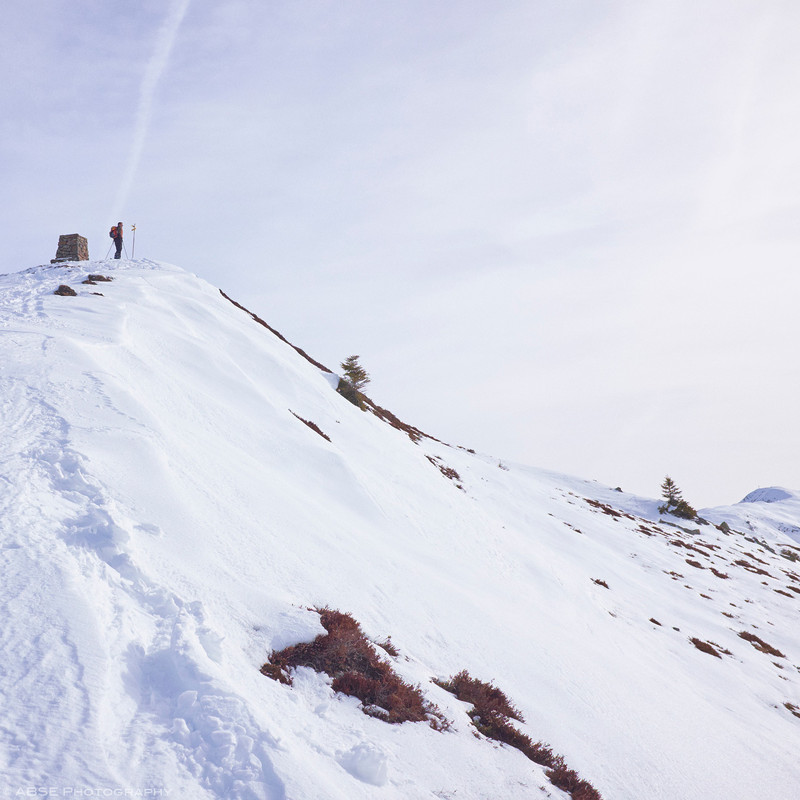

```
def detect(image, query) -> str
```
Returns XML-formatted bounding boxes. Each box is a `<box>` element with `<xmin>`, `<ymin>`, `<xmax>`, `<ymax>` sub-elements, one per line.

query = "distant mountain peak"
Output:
<box><xmin>740</xmin><ymin>487</ymin><xmax>795</xmax><ymax>504</ymax></box>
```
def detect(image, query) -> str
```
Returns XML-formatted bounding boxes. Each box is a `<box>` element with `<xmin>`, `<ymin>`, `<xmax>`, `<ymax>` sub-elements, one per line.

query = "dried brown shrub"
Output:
<box><xmin>690</xmin><ymin>638</ymin><xmax>723</xmax><ymax>658</ymax></box>
<box><xmin>332</xmin><ymin>670</ymin><xmax>430</xmax><ymax>724</ymax></box>
<box><xmin>436</xmin><ymin>670</ymin><xmax>602</xmax><ymax>800</ymax></box>
<box><xmin>670</xmin><ymin>539</ymin><xmax>711</xmax><ymax>557</ymax></box>
<box><xmin>784</xmin><ymin>702</ymin><xmax>800</xmax><ymax>719</ymax></box>
<box><xmin>733</xmin><ymin>560</ymin><xmax>772</xmax><ymax>577</ymax></box>
<box><xmin>361</xmin><ymin>395</ymin><xmax>438</xmax><ymax>444</ymax></box>
<box><xmin>262</xmin><ymin>608</ymin><xmax>445</xmax><ymax>727</ymax></box>
<box><xmin>585</xmin><ymin>498</ymin><xmax>633</xmax><ymax>520</ymax></box>
<box><xmin>435</xmin><ymin>670</ymin><xmax>523</xmax><ymax>722</ymax></box>
<box><xmin>549</xmin><ymin>759</ymin><xmax>603</xmax><ymax>800</ymax></box>
<box><xmin>374</xmin><ymin>636</ymin><xmax>399</xmax><ymax>657</ymax></box>
<box><xmin>425</xmin><ymin>455</ymin><xmax>463</xmax><ymax>484</ymax></box>
<box><xmin>738</xmin><ymin>631</ymin><xmax>786</xmax><ymax>658</ymax></box>
<box><xmin>290</xmin><ymin>411</ymin><xmax>331</xmax><ymax>442</ymax></box>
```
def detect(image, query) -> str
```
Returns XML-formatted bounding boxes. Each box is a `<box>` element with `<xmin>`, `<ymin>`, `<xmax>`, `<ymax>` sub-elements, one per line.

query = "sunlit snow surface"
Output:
<box><xmin>1</xmin><ymin>260</ymin><xmax>799</xmax><ymax>799</ymax></box>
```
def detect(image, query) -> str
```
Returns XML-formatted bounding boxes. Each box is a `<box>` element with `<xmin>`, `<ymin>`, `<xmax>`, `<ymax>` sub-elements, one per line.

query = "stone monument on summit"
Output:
<box><xmin>51</xmin><ymin>233</ymin><xmax>89</xmax><ymax>263</ymax></box>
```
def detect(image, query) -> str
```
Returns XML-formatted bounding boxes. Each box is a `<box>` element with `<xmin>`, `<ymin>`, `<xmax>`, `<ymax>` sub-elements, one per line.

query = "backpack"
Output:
<box><xmin>109</xmin><ymin>226</ymin><xmax>117</xmax><ymax>239</ymax></box>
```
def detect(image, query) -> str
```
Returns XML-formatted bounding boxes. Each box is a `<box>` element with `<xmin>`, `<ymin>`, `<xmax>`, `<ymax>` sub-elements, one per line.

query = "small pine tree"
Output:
<box><xmin>660</xmin><ymin>476</ymin><xmax>682</xmax><ymax>505</ymax></box>
<box><xmin>658</xmin><ymin>475</ymin><xmax>697</xmax><ymax>519</ymax></box>
<box><xmin>340</xmin><ymin>355</ymin><xmax>370</xmax><ymax>392</ymax></box>
<box><xmin>672</xmin><ymin>499</ymin><xmax>698</xmax><ymax>520</ymax></box>
<box><xmin>338</xmin><ymin>355</ymin><xmax>370</xmax><ymax>408</ymax></box>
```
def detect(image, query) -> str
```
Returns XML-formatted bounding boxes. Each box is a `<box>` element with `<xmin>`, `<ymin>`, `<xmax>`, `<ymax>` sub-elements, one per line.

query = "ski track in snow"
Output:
<box><xmin>0</xmin><ymin>272</ymin><xmax>286</xmax><ymax>798</ymax></box>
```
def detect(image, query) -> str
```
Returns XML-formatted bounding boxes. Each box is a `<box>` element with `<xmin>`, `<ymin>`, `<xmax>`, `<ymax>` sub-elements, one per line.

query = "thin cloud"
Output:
<box><xmin>112</xmin><ymin>0</ymin><xmax>192</xmax><ymax>220</ymax></box>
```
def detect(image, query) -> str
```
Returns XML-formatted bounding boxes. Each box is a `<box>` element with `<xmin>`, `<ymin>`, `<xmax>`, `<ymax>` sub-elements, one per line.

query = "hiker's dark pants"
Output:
<box><xmin>114</xmin><ymin>238</ymin><xmax>122</xmax><ymax>259</ymax></box>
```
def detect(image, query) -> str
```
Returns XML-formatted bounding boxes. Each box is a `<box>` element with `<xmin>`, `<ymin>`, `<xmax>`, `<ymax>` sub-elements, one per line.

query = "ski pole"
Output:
<box><xmin>131</xmin><ymin>224</ymin><xmax>136</xmax><ymax>259</ymax></box>
<box><xmin>105</xmin><ymin>242</ymin><xmax>113</xmax><ymax>259</ymax></box>
<box><xmin>123</xmin><ymin>242</ymin><xmax>130</xmax><ymax>259</ymax></box>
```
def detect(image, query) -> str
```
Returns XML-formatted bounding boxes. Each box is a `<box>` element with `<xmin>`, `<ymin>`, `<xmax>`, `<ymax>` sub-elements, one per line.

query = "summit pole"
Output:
<box><xmin>131</xmin><ymin>224</ymin><xmax>136</xmax><ymax>259</ymax></box>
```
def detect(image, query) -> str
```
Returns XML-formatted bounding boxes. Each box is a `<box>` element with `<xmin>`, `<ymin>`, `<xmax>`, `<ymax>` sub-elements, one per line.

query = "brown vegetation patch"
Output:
<box><xmin>435</xmin><ymin>671</ymin><xmax>602</xmax><ymax>800</ymax></box>
<box><xmin>710</xmin><ymin>568</ymin><xmax>730</xmax><ymax>580</ymax></box>
<box><xmin>83</xmin><ymin>274</ymin><xmax>113</xmax><ymax>284</ymax></box>
<box><xmin>690</xmin><ymin>638</ymin><xmax>725</xmax><ymax>658</ymax></box>
<box><xmin>290</xmin><ymin>411</ymin><xmax>331</xmax><ymax>442</ymax></box>
<box><xmin>685</xmin><ymin>559</ymin><xmax>704</xmax><ymax>569</ymax></box>
<box><xmin>435</xmin><ymin>670</ymin><xmax>523</xmax><ymax>723</ymax></box>
<box><xmin>592</xmin><ymin>578</ymin><xmax>610</xmax><ymax>589</ymax></box>
<box><xmin>785</xmin><ymin>702</ymin><xmax>800</xmax><ymax>719</ymax></box>
<box><xmin>564</xmin><ymin>522</ymin><xmax>584</xmax><ymax>534</ymax></box>
<box><xmin>733</xmin><ymin>560</ymin><xmax>772</xmax><ymax>577</ymax></box>
<box><xmin>425</xmin><ymin>455</ymin><xmax>463</xmax><ymax>486</ymax></box>
<box><xmin>262</xmin><ymin>608</ymin><xmax>445</xmax><ymax>727</ymax></box>
<box><xmin>374</xmin><ymin>637</ymin><xmax>399</xmax><ymax>657</ymax></box>
<box><xmin>362</xmin><ymin>395</ymin><xmax>439</xmax><ymax>444</ymax></box>
<box><xmin>670</xmin><ymin>539</ymin><xmax>711</xmax><ymax>557</ymax></box>
<box><xmin>53</xmin><ymin>284</ymin><xmax>76</xmax><ymax>296</ymax></box>
<box><xmin>737</xmin><ymin>631</ymin><xmax>786</xmax><ymax>658</ymax></box>
<box><xmin>649</xmin><ymin>618</ymin><xmax>662</xmax><ymax>626</ymax></box>
<box><xmin>584</xmin><ymin>498</ymin><xmax>634</xmax><ymax>521</ymax></box>
<box><xmin>775</xmin><ymin>589</ymin><xmax>794</xmax><ymax>598</ymax></box>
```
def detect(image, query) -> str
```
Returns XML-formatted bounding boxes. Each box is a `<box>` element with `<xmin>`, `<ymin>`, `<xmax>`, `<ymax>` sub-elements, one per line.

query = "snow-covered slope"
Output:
<box><xmin>1</xmin><ymin>259</ymin><xmax>798</xmax><ymax>800</ymax></box>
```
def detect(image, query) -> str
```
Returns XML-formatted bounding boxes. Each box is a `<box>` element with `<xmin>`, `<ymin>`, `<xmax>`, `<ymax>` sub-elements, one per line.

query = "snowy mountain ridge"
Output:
<box><xmin>1</xmin><ymin>259</ymin><xmax>798</xmax><ymax>800</ymax></box>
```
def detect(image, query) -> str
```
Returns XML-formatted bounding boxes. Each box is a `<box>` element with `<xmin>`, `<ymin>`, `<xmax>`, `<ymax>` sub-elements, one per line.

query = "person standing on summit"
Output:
<box><xmin>109</xmin><ymin>222</ymin><xmax>123</xmax><ymax>259</ymax></box>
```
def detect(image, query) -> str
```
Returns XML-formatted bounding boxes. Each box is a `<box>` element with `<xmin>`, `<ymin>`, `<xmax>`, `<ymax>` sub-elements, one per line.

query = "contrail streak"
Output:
<box><xmin>112</xmin><ymin>0</ymin><xmax>192</xmax><ymax>223</ymax></box>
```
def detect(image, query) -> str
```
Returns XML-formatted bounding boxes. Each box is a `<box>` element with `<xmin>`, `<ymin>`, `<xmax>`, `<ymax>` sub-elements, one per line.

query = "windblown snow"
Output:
<box><xmin>1</xmin><ymin>259</ymin><xmax>798</xmax><ymax>799</ymax></box>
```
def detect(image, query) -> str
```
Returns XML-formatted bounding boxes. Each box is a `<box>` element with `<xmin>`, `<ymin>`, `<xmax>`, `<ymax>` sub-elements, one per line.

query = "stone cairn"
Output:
<box><xmin>51</xmin><ymin>234</ymin><xmax>89</xmax><ymax>263</ymax></box>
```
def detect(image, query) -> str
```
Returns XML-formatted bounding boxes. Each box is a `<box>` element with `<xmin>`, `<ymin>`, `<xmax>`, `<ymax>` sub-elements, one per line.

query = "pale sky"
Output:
<box><xmin>3</xmin><ymin>0</ymin><xmax>799</xmax><ymax>507</ymax></box>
